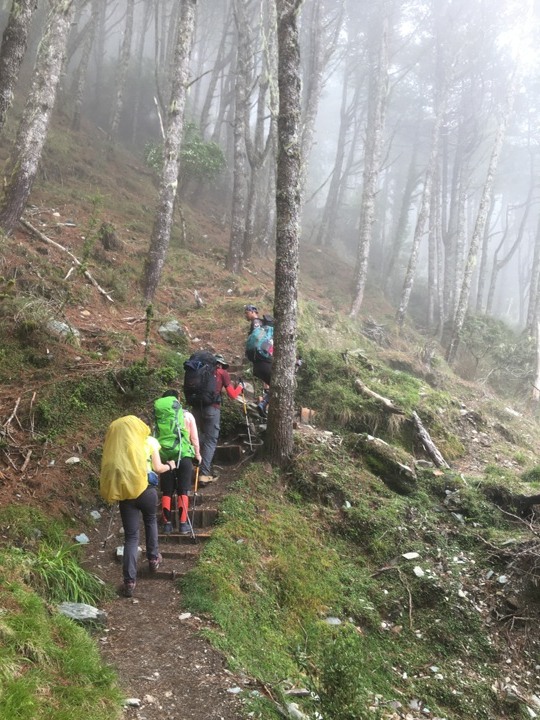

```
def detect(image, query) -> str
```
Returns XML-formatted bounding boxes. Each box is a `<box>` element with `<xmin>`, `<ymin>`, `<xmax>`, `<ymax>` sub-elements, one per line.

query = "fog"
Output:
<box><xmin>1</xmin><ymin>0</ymin><xmax>539</xmax><ymax>333</ymax></box>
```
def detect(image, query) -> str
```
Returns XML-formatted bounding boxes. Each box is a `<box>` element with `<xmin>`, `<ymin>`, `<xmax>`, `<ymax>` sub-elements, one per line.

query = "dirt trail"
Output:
<box><xmin>84</xmin><ymin>466</ymin><xmax>246</xmax><ymax>720</ymax></box>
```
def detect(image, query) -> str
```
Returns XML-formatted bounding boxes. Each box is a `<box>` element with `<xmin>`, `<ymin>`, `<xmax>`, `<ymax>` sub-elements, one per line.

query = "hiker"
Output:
<box><xmin>184</xmin><ymin>352</ymin><xmax>244</xmax><ymax>484</ymax></box>
<box><xmin>244</xmin><ymin>303</ymin><xmax>262</xmax><ymax>333</ymax></box>
<box><xmin>154</xmin><ymin>390</ymin><xmax>201</xmax><ymax>535</ymax></box>
<box><xmin>100</xmin><ymin>415</ymin><xmax>171</xmax><ymax>598</ymax></box>
<box><xmin>245</xmin><ymin>304</ymin><xmax>273</xmax><ymax>417</ymax></box>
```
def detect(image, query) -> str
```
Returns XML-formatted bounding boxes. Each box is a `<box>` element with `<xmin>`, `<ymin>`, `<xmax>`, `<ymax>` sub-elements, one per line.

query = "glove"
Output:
<box><xmin>192</xmin><ymin>457</ymin><xmax>201</xmax><ymax>467</ymax></box>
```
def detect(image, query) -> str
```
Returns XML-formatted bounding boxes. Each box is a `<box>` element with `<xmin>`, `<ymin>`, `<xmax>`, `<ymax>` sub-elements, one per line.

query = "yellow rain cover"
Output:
<box><xmin>100</xmin><ymin>416</ymin><xmax>150</xmax><ymax>502</ymax></box>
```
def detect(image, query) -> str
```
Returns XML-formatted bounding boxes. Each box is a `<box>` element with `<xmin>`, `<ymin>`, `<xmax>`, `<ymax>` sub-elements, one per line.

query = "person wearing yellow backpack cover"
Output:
<box><xmin>100</xmin><ymin>415</ymin><xmax>173</xmax><ymax>598</ymax></box>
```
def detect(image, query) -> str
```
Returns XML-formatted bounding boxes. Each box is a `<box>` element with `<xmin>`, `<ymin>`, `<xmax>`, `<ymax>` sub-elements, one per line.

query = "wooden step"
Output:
<box><xmin>158</xmin><ymin>529</ymin><xmax>212</xmax><ymax>541</ymax></box>
<box><xmin>159</xmin><ymin>548</ymin><xmax>199</xmax><ymax>559</ymax></box>
<box><xmin>213</xmin><ymin>444</ymin><xmax>244</xmax><ymax>463</ymax></box>
<box><xmin>154</xmin><ymin>568</ymin><xmax>187</xmax><ymax>581</ymax></box>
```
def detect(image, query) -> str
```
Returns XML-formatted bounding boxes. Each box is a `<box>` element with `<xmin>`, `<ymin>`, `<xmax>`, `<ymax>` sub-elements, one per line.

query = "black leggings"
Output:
<box><xmin>253</xmin><ymin>358</ymin><xmax>272</xmax><ymax>386</ymax></box>
<box><xmin>160</xmin><ymin>457</ymin><xmax>194</xmax><ymax>496</ymax></box>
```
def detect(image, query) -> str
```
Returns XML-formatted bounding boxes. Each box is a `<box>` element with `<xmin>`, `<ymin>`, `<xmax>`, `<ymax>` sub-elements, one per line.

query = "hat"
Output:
<box><xmin>214</xmin><ymin>353</ymin><xmax>229</xmax><ymax>369</ymax></box>
<box><xmin>244</xmin><ymin>304</ymin><xmax>258</xmax><ymax>313</ymax></box>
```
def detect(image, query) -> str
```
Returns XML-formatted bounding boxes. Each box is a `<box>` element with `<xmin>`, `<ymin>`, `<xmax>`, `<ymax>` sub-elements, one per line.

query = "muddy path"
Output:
<box><xmin>84</xmin><ymin>462</ymin><xmax>249</xmax><ymax>720</ymax></box>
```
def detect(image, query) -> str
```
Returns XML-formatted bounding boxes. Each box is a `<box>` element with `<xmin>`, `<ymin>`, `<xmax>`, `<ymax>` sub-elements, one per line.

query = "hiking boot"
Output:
<box><xmin>123</xmin><ymin>581</ymin><xmax>136</xmax><ymax>598</ymax></box>
<box><xmin>163</xmin><ymin>522</ymin><xmax>173</xmax><ymax>534</ymax></box>
<box><xmin>148</xmin><ymin>553</ymin><xmax>163</xmax><ymax>572</ymax></box>
<box><xmin>199</xmin><ymin>474</ymin><xmax>217</xmax><ymax>484</ymax></box>
<box><xmin>179</xmin><ymin>522</ymin><xmax>190</xmax><ymax>535</ymax></box>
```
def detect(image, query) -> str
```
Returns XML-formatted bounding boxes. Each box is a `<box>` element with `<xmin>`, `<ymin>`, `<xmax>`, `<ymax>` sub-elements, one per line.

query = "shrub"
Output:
<box><xmin>145</xmin><ymin>124</ymin><xmax>225</xmax><ymax>184</ymax></box>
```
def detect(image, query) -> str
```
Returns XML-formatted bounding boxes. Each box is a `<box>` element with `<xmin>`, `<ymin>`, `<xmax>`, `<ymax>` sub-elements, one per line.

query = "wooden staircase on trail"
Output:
<box><xmin>134</xmin><ymin>441</ymin><xmax>247</xmax><ymax>582</ymax></box>
<box><xmin>152</xmin><ymin>498</ymin><xmax>218</xmax><ymax>580</ymax></box>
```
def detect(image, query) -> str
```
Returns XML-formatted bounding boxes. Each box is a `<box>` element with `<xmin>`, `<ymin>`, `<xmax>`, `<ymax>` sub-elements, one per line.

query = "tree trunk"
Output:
<box><xmin>71</xmin><ymin>0</ymin><xmax>98</xmax><ymax>132</ymax></box>
<box><xmin>243</xmin><ymin>0</ymin><xmax>276</xmax><ymax>262</ymax></box>
<box><xmin>93</xmin><ymin>0</ymin><xmax>107</xmax><ymax>106</ymax></box>
<box><xmin>486</xmin><ymin>173</ymin><xmax>533</xmax><ymax>317</ymax></box>
<box><xmin>0</xmin><ymin>0</ymin><xmax>38</xmax><ymax>135</ymax></box>
<box><xmin>427</xmin><ymin>161</ymin><xmax>441</xmax><ymax>331</ymax></box>
<box><xmin>266</xmin><ymin>0</ymin><xmax>303</xmax><ymax>467</ymax></box>
<box><xmin>198</xmin><ymin>3</ymin><xmax>233</xmax><ymax>139</ymax></box>
<box><xmin>349</xmin><ymin>8</ymin><xmax>389</xmax><ymax>318</ymax></box>
<box><xmin>446</xmin><ymin>89</ymin><xmax>514</xmax><ymax>364</ymax></box>
<box><xmin>131</xmin><ymin>1</ymin><xmax>153</xmax><ymax>144</ymax></box>
<box><xmin>533</xmin><ymin>320</ymin><xmax>540</xmax><ymax>403</ymax></box>
<box><xmin>396</xmin><ymin>100</ymin><xmax>445</xmax><ymax>328</ymax></box>
<box><xmin>258</xmin><ymin>156</ymin><xmax>277</xmax><ymax>255</ymax></box>
<box><xmin>315</xmin><ymin>53</ymin><xmax>360</xmax><ymax>249</ymax></box>
<box><xmin>143</xmin><ymin>0</ymin><xmax>197</xmax><ymax>301</ymax></box>
<box><xmin>226</xmin><ymin>0</ymin><xmax>250</xmax><ymax>273</ymax></box>
<box><xmin>383</xmin><ymin>138</ymin><xmax>420</xmax><ymax>295</ymax></box>
<box><xmin>110</xmin><ymin>0</ymin><xmax>135</xmax><ymax>139</ymax></box>
<box><xmin>0</xmin><ymin>0</ymin><xmax>76</xmax><ymax>236</ymax></box>
<box><xmin>526</xmin><ymin>214</ymin><xmax>540</xmax><ymax>334</ymax></box>
<box><xmin>474</xmin><ymin>192</ymin><xmax>496</xmax><ymax>313</ymax></box>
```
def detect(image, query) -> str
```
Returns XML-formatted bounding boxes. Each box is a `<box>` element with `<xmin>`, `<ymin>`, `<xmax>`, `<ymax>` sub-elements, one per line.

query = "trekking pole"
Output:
<box><xmin>102</xmin><ymin>504</ymin><xmax>116</xmax><ymax>549</ymax></box>
<box><xmin>188</xmin><ymin>465</ymin><xmax>200</xmax><ymax>542</ymax></box>
<box><xmin>241</xmin><ymin>390</ymin><xmax>254</xmax><ymax>451</ymax></box>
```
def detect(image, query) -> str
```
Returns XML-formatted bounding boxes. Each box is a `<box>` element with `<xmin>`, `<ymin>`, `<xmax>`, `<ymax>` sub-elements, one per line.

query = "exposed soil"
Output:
<box><xmin>84</xmin><ymin>464</ymin><xmax>250</xmax><ymax>720</ymax></box>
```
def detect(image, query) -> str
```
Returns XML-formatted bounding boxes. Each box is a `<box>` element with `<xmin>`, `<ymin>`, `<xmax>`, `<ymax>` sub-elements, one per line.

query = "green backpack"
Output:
<box><xmin>153</xmin><ymin>396</ymin><xmax>194</xmax><ymax>462</ymax></box>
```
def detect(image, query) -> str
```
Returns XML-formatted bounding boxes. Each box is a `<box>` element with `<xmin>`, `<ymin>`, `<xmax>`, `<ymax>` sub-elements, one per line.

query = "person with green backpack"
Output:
<box><xmin>154</xmin><ymin>390</ymin><xmax>201</xmax><ymax>534</ymax></box>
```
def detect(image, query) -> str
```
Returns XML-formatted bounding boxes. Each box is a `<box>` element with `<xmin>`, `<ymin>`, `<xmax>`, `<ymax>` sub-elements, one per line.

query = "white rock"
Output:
<box><xmin>227</xmin><ymin>687</ymin><xmax>242</xmax><ymax>694</ymax></box>
<box><xmin>402</xmin><ymin>552</ymin><xmax>420</xmax><ymax>560</ymax></box>
<box><xmin>413</xmin><ymin>566</ymin><xmax>424</xmax><ymax>577</ymax></box>
<box><xmin>65</xmin><ymin>456</ymin><xmax>80</xmax><ymax>465</ymax></box>
<box><xmin>179</xmin><ymin>612</ymin><xmax>192</xmax><ymax>620</ymax></box>
<box><xmin>287</xmin><ymin>703</ymin><xmax>309</xmax><ymax>719</ymax></box>
<box><xmin>123</xmin><ymin>698</ymin><xmax>141</xmax><ymax>707</ymax></box>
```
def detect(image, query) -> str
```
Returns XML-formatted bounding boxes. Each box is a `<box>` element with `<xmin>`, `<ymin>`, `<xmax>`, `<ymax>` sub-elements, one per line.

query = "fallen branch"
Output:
<box><xmin>19</xmin><ymin>218</ymin><xmax>114</xmax><ymax>303</ymax></box>
<box><xmin>354</xmin><ymin>378</ymin><xmax>404</xmax><ymax>414</ymax></box>
<box><xmin>20</xmin><ymin>450</ymin><xmax>32</xmax><ymax>473</ymax></box>
<box><xmin>3</xmin><ymin>397</ymin><xmax>21</xmax><ymax>429</ymax></box>
<box><xmin>411</xmin><ymin>411</ymin><xmax>449</xmax><ymax>469</ymax></box>
<box><xmin>372</xmin><ymin>565</ymin><xmax>413</xmax><ymax>629</ymax></box>
<box><xmin>29</xmin><ymin>392</ymin><xmax>36</xmax><ymax>438</ymax></box>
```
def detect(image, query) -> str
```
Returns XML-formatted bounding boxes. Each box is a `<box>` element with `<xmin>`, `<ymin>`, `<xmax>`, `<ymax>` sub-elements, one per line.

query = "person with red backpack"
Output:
<box><xmin>183</xmin><ymin>352</ymin><xmax>243</xmax><ymax>484</ymax></box>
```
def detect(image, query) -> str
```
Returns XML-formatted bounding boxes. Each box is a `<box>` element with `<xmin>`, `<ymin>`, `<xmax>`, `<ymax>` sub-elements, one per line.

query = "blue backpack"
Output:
<box><xmin>246</xmin><ymin>315</ymin><xmax>274</xmax><ymax>362</ymax></box>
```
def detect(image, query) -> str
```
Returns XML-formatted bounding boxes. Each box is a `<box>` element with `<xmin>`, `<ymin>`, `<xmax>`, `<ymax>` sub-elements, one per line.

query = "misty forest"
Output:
<box><xmin>1</xmin><ymin>0</ymin><xmax>540</xmax><ymax>383</ymax></box>
<box><xmin>6</xmin><ymin>1</ymin><xmax>540</xmax><ymax>719</ymax></box>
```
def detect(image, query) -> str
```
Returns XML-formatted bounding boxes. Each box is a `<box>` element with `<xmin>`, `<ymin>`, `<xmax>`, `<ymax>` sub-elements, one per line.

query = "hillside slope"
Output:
<box><xmin>2</xmin><ymin>118</ymin><xmax>540</xmax><ymax>720</ymax></box>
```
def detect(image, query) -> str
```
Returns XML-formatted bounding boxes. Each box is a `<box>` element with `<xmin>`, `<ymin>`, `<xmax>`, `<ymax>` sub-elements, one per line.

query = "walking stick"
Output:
<box><xmin>241</xmin><ymin>390</ymin><xmax>254</xmax><ymax>451</ymax></box>
<box><xmin>102</xmin><ymin>505</ymin><xmax>116</xmax><ymax>548</ymax></box>
<box><xmin>188</xmin><ymin>465</ymin><xmax>200</xmax><ymax>541</ymax></box>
